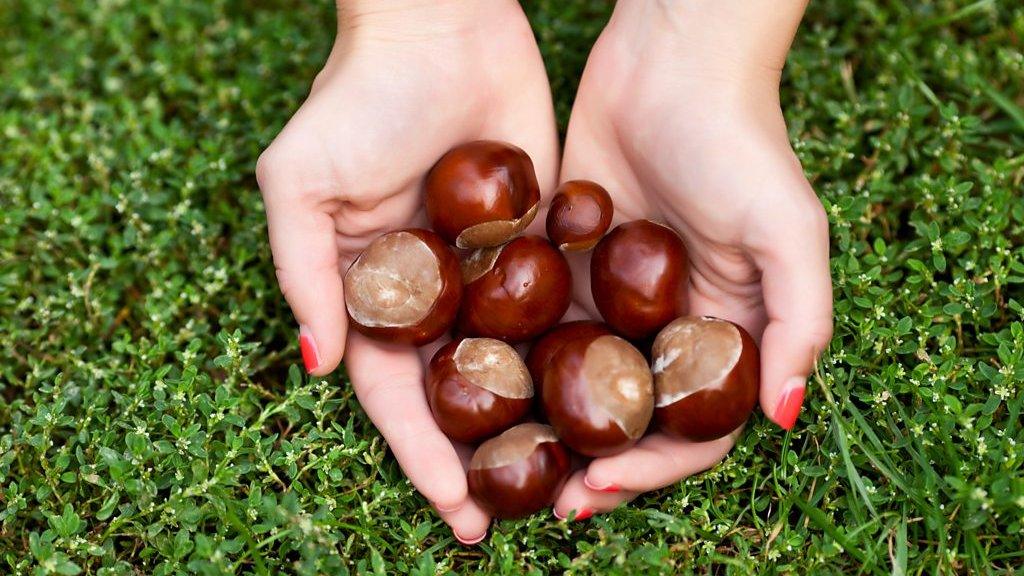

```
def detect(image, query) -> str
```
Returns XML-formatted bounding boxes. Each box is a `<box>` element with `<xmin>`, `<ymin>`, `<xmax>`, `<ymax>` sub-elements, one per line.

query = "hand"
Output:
<box><xmin>256</xmin><ymin>0</ymin><xmax>559</xmax><ymax>543</ymax></box>
<box><xmin>551</xmin><ymin>1</ymin><xmax>833</xmax><ymax>519</ymax></box>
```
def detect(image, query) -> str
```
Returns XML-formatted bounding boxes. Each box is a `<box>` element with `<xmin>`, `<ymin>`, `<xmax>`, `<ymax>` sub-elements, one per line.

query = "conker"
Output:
<box><xmin>590</xmin><ymin>220</ymin><xmax>689</xmax><ymax>340</ymax></box>
<box><xmin>467</xmin><ymin>423</ymin><xmax>571</xmax><ymax>519</ymax></box>
<box><xmin>424</xmin><ymin>140</ymin><xmax>541</xmax><ymax>249</ymax></box>
<box><xmin>525</xmin><ymin>321</ymin><xmax>613</xmax><ymax>387</ymax></box>
<box><xmin>652</xmin><ymin>316</ymin><xmax>759</xmax><ymax>441</ymax></box>
<box><xmin>458</xmin><ymin>235</ymin><xmax>572</xmax><ymax>343</ymax></box>
<box><xmin>343</xmin><ymin>229</ymin><xmax>462</xmax><ymax>346</ymax></box>
<box><xmin>545</xmin><ymin>180</ymin><xmax>613</xmax><ymax>251</ymax></box>
<box><xmin>426</xmin><ymin>337</ymin><xmax>533</xmax><ymax>444</ymax></box>
<box><xmin>541</xmin><ymin>333</ymin><xmax>654</xmax><ymax>457</ymax></box>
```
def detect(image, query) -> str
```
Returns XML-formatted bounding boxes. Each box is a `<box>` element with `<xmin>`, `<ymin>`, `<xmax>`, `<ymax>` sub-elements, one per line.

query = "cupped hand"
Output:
<box><xmin>256</xmin><ymin>0</ymin><xmax>559</xmax><ymax>542</ymax></box>
<box><xmin>551</xmin><ymin>3</ymin><xmax>833</xmax><ymax>519</ymax></box>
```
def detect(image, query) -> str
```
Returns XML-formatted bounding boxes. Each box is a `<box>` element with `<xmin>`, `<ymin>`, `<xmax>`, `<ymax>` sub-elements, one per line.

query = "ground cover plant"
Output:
<box><xmin>1</xmin><ymin>0</ymin><xmax>1022</xmax><ymax>573</ymax></box>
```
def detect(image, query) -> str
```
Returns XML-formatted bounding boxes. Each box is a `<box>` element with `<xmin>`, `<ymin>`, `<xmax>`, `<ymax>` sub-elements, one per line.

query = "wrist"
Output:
<box><xmin>602</xmin><ymin>1</ymin><xmax>806</xmax><ymax>96</ymax></box>
<box><xmin>336</xmin><ymin>0</ymin><xmax>523</xmax><ymax>44</ymax></box>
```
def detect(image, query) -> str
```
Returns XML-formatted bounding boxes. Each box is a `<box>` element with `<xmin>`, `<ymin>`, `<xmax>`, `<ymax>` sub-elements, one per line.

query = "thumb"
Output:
<box><xmin>257</xmin><ymin>151</ymin><xmax>347</xmax><ymax>376</ymax></box>
<box><xmin>754</xmin><ymin>209</ymin><xmax>833</xmax><ymax>430</ymax></box>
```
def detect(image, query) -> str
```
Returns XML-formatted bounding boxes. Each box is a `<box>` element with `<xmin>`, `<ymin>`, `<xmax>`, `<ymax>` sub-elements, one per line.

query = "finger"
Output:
<box><xmin>345</xmin><ymin>332</ymin><xmax>468</xmax><ymax>510</ymax></box>
<box><xmin>436</xmin><ymin>502</ymin><xmax>491</xmax><ymax>545</ymax></box>
<box><xmin>582</xmin><ymin>430</ymin><xmax>740</xmax><ymax>494</ymax></box>
<box><xmin>433</xmin><ymin>444</ymin><xmax>492</xmax><ymax>545</ymax></box>
<box><xmin>553</xmin><ymin>470</ymin><xmax>639</xmax><ymax>521</ymax></box>
<box><xmin>433</xmin><ymin>448</ymin><xmax>488</xmax><ymax>544</ymax></box>
<box><xmin>257</xmin><ymin>153</ymin><xmax>347</xmax><ymax>376</ymax></box>
<box><xmin>483</xmin><ymin>92</ymin><xmax>560</xmax><ymax>200</ymax></box>
<box><xmin>753</xmin><ymin>204</ymin><xmax>833</xmax><ymax>430</ymax></box>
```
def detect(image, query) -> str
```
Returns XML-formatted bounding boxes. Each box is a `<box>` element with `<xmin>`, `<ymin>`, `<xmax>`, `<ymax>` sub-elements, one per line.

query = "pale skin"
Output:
<box><xmin>256</xmin><ymin>0</ymin><xmax>833</xmax><ymax>544</ymax></box>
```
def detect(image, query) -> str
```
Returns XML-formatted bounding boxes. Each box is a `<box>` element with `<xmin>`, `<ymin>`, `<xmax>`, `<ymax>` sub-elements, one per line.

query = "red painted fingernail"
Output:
<box><xmin>574</xmin><ymin>507</ymin><xmax>594</xmax><ymax>521</ymax></box>
<box><xmin>774</xmin><ymin>380</ymin><xmax>806</xmax><ymax>431</ymax></box>
<box><xmin>584</xmin><ymin>476</ymin><xmax>619</xmax><ymax>493</ymax></box>
<box><xmin>454</xmin><ymin>530</ymin><xmax>487</xmax><ymax>546</ymax></box>
<box><xmin>298</xmin><ymin>325</ymin><xmax>321</xmax><ymax>374</ymax></box>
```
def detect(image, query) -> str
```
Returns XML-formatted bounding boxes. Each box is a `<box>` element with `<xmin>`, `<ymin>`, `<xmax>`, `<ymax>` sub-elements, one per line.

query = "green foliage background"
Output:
<box><xmin>1</xmin><ymin>0</ymin><xmax>1023</xmax><ymax>574</ymax></box>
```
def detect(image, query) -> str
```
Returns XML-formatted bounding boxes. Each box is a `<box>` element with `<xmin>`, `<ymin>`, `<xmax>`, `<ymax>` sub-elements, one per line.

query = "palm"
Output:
<box><xmin>551</xmin><ymin>33</ymin><xmax>831</xmax><ymax>517</ymax></box>
<box><xmin>258</xmin><ymin>8</ymin><xmax>559</xmax><ymax>542</ymax></box>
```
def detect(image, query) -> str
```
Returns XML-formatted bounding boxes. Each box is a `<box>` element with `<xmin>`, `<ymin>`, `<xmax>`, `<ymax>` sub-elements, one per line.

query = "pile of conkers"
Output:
<box><xmin>343</xmin><ymin>141</ymin><xmax>760</xmax><ymax>519</ymax></box>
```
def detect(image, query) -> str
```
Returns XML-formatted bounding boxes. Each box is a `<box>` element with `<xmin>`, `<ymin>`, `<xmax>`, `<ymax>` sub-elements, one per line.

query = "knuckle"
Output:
<box><xmin>807</xmin><ymin>202</ymin><xmax>830</xmax><ymax>237</ymax></box>
<box><xmin>256</xmin><ymin>142</ymin><xmax>336</xmax><ymax>205</ymax></box>
<box><xmin>784</xmin><ymin>197</ymin><xmax>829</xmax><ymax>237</ymax></box>
<box><xmin>385</xmin><ymin>418</ymin><xmax>443</xmax><ymax>451</ymax></box>
<box><xmin>254</xmin><ymin>146</ymin><xmax>283</xmax><ymax>189</ymax></box>
<box><xmin>274</xmin><ymin>267</ymin><xmax>293</xmax><ymax>300</ymax></box>
<box><xmin>810</xmin><ymin>317</ymin><xmax>835</xmax><ymax>348</ymax></box>
<box><xmin>356</xmin><ymin>371</ymin><xmax>422</xmax><ymax>406</ymax></box>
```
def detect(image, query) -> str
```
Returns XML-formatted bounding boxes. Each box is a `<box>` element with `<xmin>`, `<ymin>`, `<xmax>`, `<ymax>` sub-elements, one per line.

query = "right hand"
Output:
<box><xmin>255</xmin><ymin>0</ymin><xmax>559</xmax><ymax>544</ymax></box>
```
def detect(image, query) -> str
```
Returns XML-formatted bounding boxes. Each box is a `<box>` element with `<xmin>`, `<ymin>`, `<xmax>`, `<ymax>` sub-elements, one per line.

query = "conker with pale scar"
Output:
<box><xmin>652</xmin><ymin>316</ymin><xmax>759</xmax><ymax>441</ymax></box>
<box><xmin>458</xmin><ymin>235</ymin><xmax>572</xmax><ymax>343</ymax></box>
<box><xmin>425</xmin><ymin>140</ymin><xmax>540</xmax><ymax>249</ymax></box>
<box><xmin>545</xmin><ymin>180</ymin><xmax>613</xmax><ymax>251</ymax></box>
<box><xmin>343</xmin><ymin>228</ymin><xmax>462</xmax><ymax>346</ymax></box>
<box><xmin>426</xmin><ymin>337</ymin><xmax>533</xmax><ymax>444</ymax></box>
<box><xmin>541</xmin><ymin>333</ymin><xmax>654</xmax><ymax>457</ymax></box>
<box><xmin>526</xmin><ymin>320</ymin><xmax>613</xmax><ymax>389</ymax></box>
<box><xmin>590</xmin><ymin>220</ymin><xmax>689</xmax><ymax>340</ymax></box>
<box><xmin>467</xmin><ymin>423</ymin><xmax>571</xmax><ymax>519</ymax></box>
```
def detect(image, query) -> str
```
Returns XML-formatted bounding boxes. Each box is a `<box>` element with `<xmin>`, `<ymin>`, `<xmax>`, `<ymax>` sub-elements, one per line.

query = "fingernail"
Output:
<box><xmin>574</xmin><ymin>507</ymin><xmax>594</xmax><ymax>521</ymax></box>
<box><xmin>553</xmin><ymin>508</ymin><xmax>566</xmax><ymax>521</ymax></box>
<box><xmin>298</xmin><ymin>325</ymin><xmax>321</xmax><ymax>374</ymax></box>
<box><xmin>584</xmin><ymin>476</ymin><xmax>619</xmax><ymax>493</ymax></box>
<box><xmin>454</xmin><ymin>530</ymin><xmax>487</xmax><ymax>546</ymax></box>
<box><xmin>774</xmin><ymin>378</ymin><xmax>806</xmax><ymax>431</ymax></box>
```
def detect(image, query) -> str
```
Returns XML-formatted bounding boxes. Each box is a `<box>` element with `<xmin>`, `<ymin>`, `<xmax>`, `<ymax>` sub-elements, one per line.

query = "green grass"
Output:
<box><xmin>1</xmin><ymin>0</ymin><xmax>1023</xmax><ymax>574</ymax></box>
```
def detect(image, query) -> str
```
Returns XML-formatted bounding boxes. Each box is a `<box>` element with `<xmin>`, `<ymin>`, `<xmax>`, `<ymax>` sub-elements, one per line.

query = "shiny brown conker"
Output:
<box><xmin>545</xmin><ymin>180</ymin><xmax>614</xmax><ymax>251</ymax></box>
<box><xmin>525</xmin><ymin>321</ymin><xmax>613</xmax><ymax>389</ymax></box>
<box><xmin>343</xmin><ymin>228</ymin><xmax>462</xmax><ymax>346</ymax></box>
<box><xmin>426</xmin><ymin>337</ymin><xmax>533</xmax><ymax>444</ymax></box>
<box><xmin>590</xmin><ymin>220</ymin><xmax>689</xmax><ymax>340</ymax></box>
<box><xmin>652</xmin><ymin>316</ymin><xmax>760</xmax><ymax>441</ymax></box>
<box><xmin>541</xmin><ymin>333</ymin><xmax>654</xmax><ymax>457</ymax></box>
<box><xmin>424</xmin><ymin>140</ymin><xmax>541</xmax><ymax>249</ymax></box>
<box><xmin>467</xmin><ymin>423</ymin><xmax>571</xmax><ymax>519</ymax></box>
<box><xmin>458</xmin><ymin>235</ymin><xmax>572</xmax><ymax>343</ymax></box>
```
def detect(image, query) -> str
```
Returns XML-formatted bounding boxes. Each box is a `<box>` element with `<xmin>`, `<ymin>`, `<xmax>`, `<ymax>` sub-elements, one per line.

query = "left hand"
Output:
<box><xmin>550</xmin><ymin>1</ymin><xmax>833</xmax><ymax>519</ymax></box>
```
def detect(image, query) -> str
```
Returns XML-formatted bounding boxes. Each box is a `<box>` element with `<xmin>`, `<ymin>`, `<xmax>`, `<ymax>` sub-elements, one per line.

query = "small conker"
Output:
<box><xmin>545</xmin><ymin>180</ymin><xmax>613</xmax><ymax>251</ymax></box>
<box><xmin>344</xmin><ymin>229</ymin><xmax>461</xmax><ymax>345</ymax></box>
<box><xmin>590</xmin><ymin>220</ymin><xmax>689</xmax><ymax>340</ymax></box>
<box><xmin>425</xmin><ymin>140</ymin><xmax>540</xmax><ymax>249</ymax></box>
<box><xmin>426</xmin><ymin>337</ymin><xmax>533</xmax><ymax>444</ymax></box>
<box><xmin>467</xmin><ymin>423</ymin><xmax>571</xmax><ymax>519</ymax></box>
<box><xmin>541</xmin><ymin>333</ymin><xmax>654</xmax><ymax>457</ymax></box>
<box><xmin>652</xmin><ymin>316</ymin><xmax>759</xmax><ymax>441</ymax></box>
<box><xmin>458</xmin><ymin>235</ymin><xmax>572</xmax><ymax>343</ymax></box>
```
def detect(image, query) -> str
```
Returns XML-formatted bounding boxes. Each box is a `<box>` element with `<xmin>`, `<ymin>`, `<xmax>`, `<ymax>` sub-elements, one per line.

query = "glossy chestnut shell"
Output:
<box><xmin>424</xmin><ymin>140</ymin><xmax>541</xmax><ymax>249</ymax></box>
<box><xmin>458</xmin><ymin>235</ymin><xmax>572</xmax><ymax>343</ymax></box>
<box><xmin>590</xmin><ymin>220</ymin><xmax>689</xmax><ymax>340</ymax></box>
<box><xmin>343</xmin><ymin>228</ymin><xmax>462</xmax><ymax>345</ymax></box>
<box><xmin>652</xmin><ymin>316</ymin><xmax>760</xmax><ymax>441</ymax></box>
<box><xmin>541</xmin><ymin>333</ymin><xmax>654</xmax><ymax>457</ymax></box>
<box><xmin>525</xmin><ymin>321</ymin><xmax>613</xmax><ymax>389</ymax></box>
<box><xmin>467</xmin><ymin>423</ymin><xmax>571</xmax><ymax>519</ymax></box>
<box><xmin>426</xmin><ymin>337</ymin><xmax>533</xmax><ymax>444</ymax></box>
<box><xmin>545</xmin><ymin>180</ymin><xmax>613</xmax><ymax>251</ymax></box>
